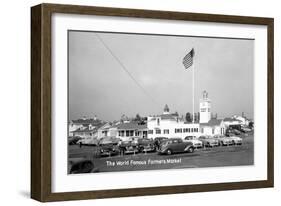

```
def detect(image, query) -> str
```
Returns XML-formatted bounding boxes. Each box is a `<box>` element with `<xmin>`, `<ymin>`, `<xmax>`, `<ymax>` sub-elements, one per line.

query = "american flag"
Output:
<box><xmin>182</xmin><ymin>48</ymin><xmax>195</xmax><ymax>69</ymax></box>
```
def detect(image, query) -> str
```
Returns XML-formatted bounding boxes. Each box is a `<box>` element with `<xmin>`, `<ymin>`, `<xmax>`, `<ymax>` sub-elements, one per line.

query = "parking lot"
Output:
<box><xmin>68</xmin><ymin>134</ymin><xmax>254</xmax><ymax>173</ymax></box>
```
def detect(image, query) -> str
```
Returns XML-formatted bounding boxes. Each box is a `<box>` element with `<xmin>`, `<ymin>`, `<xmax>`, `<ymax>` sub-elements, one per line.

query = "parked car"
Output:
<box><xmin>119</xmin><ymin>140</ymin><xmax>139</xmax><ymax>155</ymax></box>
<box><xmin>241</xmin><ymin>127</ymin><xmax>252</xmax><ymax>133</ymax></box>
<box><xmin>226</xmin><ymin>132</ymin><xmax>235</xmax><ymax>137</ymax></box>
<box><xmin>184</xmin><ymin>136</ymin><xmax>203</xmax><ymax>148</ymax></box>
<box><xmin>77</xmin><ymin>137</ymin><xmax>99</xmax><ymax>146</ymax></box>
<box><xmin>97</xmin><ymin>143</ymin><xmax>120</xmax><ymax>157</ymax></box>
<box><xmin>198</xmin><ymin>136</ymin><xmax>219</xmax><ymax>147</ymax></box>
<box><xmin>233</xmin><ymin>129</ymin><xmax>242</xmax><ymax>135</ymax></box>
<box><xmin>158</xmin><ymin>138</ymin><xmax>195</xmax><ymax>155</ymax></box>
<box><xmin>69</xmin><ymin>158</ymin><xmax>94</xmax><ymax>174</ymax></box>
<box><xmin>137</xmin><ymin>138</ymin><xmax>156</xmax><ymax>153</ymax></box>
<box><xmin>99</xmin><ymin>136</ymin><xmax>120</xmax><ymax>145</ymax></box>
<box><xmin>213</xmin><ymin>135</ymin><xmax>233</xmax><ymax>146</ymax></box>
<box><xmin>68</xmin><ymin>136</ymin><xmax>82</xmax><ymax>145</ymax></box>
<box><xmin>228</xmin><ymin>136</ymin><xmax>243</xmax><ymax>145</ymax></box>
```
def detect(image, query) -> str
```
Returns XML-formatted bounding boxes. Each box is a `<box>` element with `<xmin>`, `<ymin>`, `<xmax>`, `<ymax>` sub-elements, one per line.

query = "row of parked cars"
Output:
<box><xmin>91</xmin><ymin>133</ymin><xmax>243</xmax><ymax>157</ymax></box>
<box><xmin>68</xmin><ymin>134</ymin><xmax>245</xmax><ymax>174</ymax></box>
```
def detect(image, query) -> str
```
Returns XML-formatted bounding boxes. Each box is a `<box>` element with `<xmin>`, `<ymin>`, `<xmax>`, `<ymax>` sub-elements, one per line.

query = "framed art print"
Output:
<box><xmin>31</xmin><ymin>3</ymin><xmax>274</xmax><ymax>202</ymax></box>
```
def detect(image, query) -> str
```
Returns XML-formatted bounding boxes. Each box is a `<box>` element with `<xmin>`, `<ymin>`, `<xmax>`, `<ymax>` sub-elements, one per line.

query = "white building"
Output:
<box><xmin>97</xmin><ymin>122</ymin><xmax>119</xmax><ymax>139</ymax></box>
<box><xmin>68</xmin><ymin>116</ymin><xmax>103</xmax><ymax>137</ymax></box>
<box><xmin>147</xmin><ymin>105</ymin><xmax>200</xmax><ymax>139</ymax></box>
<box><xmin>198</xmin><ymin>91</ymin><xmax>226</xmax><ymax>136</ymax></box>
<box><xmin>232</xmin><ymin>115</ymin><xmax>250</xmax><ymax>126</ymax></box>
<box><xmin>200</xmin><ymin>119</ymin><xmax>226</xmax><ymax>136</ymax></box>
<box><xmin>223</xmin><ymin>117</ymin><xmax>242</xmax><ymax>128</ymax></box>
<box><xmin>199</xmin><ymin>91</ymin><xmax>211</xmax><ymax>123</ymax></box>
<box><xmin>116</xmin><ymin>122</ymin><xmax>148</xmax><ymax>141</ymax></box>
<box><xmin>72</xmin><ymin>125</ymin><xmax>98</xmax><ymax>139</ymax></box>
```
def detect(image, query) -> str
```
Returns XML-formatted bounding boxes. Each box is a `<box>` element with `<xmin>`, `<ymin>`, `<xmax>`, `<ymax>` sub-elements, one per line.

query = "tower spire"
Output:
<box><xmin>163</xmin><ymin>104</ymin><xmax>170</xmax><ymax>114</ymax></box>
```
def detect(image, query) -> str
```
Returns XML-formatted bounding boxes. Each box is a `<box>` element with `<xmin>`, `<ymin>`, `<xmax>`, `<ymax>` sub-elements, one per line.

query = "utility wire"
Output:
<box><xmin>95</xmin><ymin>34</ymin><xmax>158</xmax><ymax>106</ymax></box>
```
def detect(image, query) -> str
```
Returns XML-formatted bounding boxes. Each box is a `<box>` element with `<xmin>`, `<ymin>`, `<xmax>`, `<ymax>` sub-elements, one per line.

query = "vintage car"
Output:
<box><xmin>241</xmin><ymin>127</ymin><xmax>252</xmax><ymax>133</ymax></box>
<box><xmin>213</xmin><ymin>135</ymin><xmax>233</xmax><ymax>146</ymax></box>
<box><xmin>77</xmin><ymin>137</ymin><xmax>99</xmax><ymax>146</ymax></box>
<box><xmin>158</xmin><ymin>138</ymin><xmax>195</xmax><ymax>155</ymax></box>
<box><xmin>198</xmin><ymin>136</ymin><xmax>219</xmax><ymax>147</ymax></box>
<box><xmin>228</xmin><ymin>136</ymin><xmax>243</xmax><ymax>145</ymax></box>
<box><xmin>68</xmin><ymin>136</ymin><xmax>82</xmax><ymax>145</ymax></box>
<box><xmin>96</xmin><ymin>136</ymin><xmax>121</xmax><ymax>157</ymax></box>
<box><xmin>69</xmin><ymin>158</ymin><xmax>95</xmax><ymax>174</ymax></box>
<box><xmin>233</xmin><ymin>129</ymin><xmax>242</xmax><ymax>135</ymax></box>
<box><xmin>184</xmin><ymin>136</ymin><xmax>203</xmax><ymax>148</ymax></box>
<box><xmin>97</xmin><ymin>143</ymin><xmax>120</xmax><ymax>157</ymax></box>
<box><xmin>119</xmin><ymin>140</ymin><xmax>139</xmax><ymax>155</ymax></box>
<box><xmin>137</xmin><ymin>138</ymin><xmax>156</xmax><ymax>153</ymax></box>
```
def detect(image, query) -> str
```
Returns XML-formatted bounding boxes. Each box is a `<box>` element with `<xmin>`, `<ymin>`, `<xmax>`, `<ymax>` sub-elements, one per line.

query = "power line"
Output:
<box><xmin>95</xmin><ymin>33</ymin><xmax>158</xmax><ymax>106</ymax></box>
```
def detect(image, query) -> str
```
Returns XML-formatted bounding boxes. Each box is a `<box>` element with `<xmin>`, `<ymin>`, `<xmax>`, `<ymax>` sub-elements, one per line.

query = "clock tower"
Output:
<box><xmin>199</xmin><ymin>91</ymin><xmax>211</xmax><ymax>123</ymax></box>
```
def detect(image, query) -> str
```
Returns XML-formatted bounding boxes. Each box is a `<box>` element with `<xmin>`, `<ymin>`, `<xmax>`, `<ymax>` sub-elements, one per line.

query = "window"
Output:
<box><xmin>157</xmin><ymin>118</ymin><xmax>160</xmax><ymax>126</ymax></box>
<box><xmin>200</xmin><ymin>108</ymin><xmax>206</xmax><ymax>112</ymax></box>
<box><xmin>164</xmin><ymin>129</ymin><xmax>169</xmax><ymax>134</ymax></box>
<box><xmin>184</xmin><ymin>128</ymin><xmax>189</xmax><ymax>133</ymax></box>
<box><xmin>156</xmin><ymin>129</ymin><xmax>161</xmax><ymax>134</ymax></box>
<box><xmin>201</xmin><ymin>128</ymin><xmax>204</xmax><ymax>133</ymax></box>
<box><xmin>191</xmin><ymin>128</ymin><xmax>194</xmax><ymax>133</ymax></box>
<box><xmin>130</xmin><ymin>130</ymin><xmax>134</xmax><ymax>136</ymax></box>
<box><xmin>126</xmin><ymin>131</ymin><xmax>130</xmax><ymax>137</ymax></box>
<box><xmin>175</xmin><ymin>128</ymin><xmax>182</xmax><ymax>133</ymax></box>
<box><xmin>148</xmin><ymin>130</ymin><xmax>153</xmax><ymax>134</ymax></box>
<box><xmin>212</xmin><ymin>128</ymin><xmax>215</xmax><ymax>134</ymax></box>
<box><xmin>188</xmin><ymin>128</ymin><xmax>190</xmax><ymax>133</ymax></box>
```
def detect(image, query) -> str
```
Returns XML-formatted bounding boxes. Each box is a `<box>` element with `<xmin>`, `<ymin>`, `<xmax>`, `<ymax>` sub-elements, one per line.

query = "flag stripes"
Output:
<box><xmin>183</xmin><ymin>48</ymin><xmax>195</xmax><ymax>69</ymax></box>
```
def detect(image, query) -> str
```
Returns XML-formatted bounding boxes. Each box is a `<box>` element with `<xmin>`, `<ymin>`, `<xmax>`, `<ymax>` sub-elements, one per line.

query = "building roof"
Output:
<box><xmin>117</xmin><ymin>122</ymin><xmax>147</xmax><ymax>130</ymax></box>
<box><xmin>73</xmin><ymin>127</ymin><xmax>97</xmax><ymax>133</ymax></box>
<box><xmin>223</xmin><ymin>117</ymin><xmax>242</xmax><ymax>122</ymax></box>
<box><xmin>150</xmin><ymin>113</ymin><xmax>179</xmax><ymax>121</ymax></box>
<box><xmin>72</xmin><ymin>118</ymin><xmax>103</xmax><ymax>125</ymax></box>
<box><xmin>200</xmin><ymin>119</ymin><xmax>223</xmax><ymax>127</ymax></box>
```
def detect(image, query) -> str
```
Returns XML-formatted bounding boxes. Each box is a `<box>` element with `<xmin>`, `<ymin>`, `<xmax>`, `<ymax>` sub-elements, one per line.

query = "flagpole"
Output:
<box><xmin>192</xmin><ymin>61</ymin><xmax>195</xmax><ymax>123</ymax></box>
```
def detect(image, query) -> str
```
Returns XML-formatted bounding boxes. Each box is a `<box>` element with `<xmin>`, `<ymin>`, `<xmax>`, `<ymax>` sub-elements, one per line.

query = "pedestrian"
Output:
<box><xmin>154</xmin><ymin>139</ymin><xmax>159</xmax><ymax>151</ymax></box>
<box><xmin>79</xmin><ymin>141</ymin><xmax>82</xmax><ymax>148</ymax></box>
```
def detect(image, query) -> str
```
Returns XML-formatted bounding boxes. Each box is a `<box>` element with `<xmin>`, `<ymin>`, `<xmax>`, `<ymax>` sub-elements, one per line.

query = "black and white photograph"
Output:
<box><xmin>67</xmin><ymin>30</ymin><xmax>254</xmax><ymax>174</ymax></box>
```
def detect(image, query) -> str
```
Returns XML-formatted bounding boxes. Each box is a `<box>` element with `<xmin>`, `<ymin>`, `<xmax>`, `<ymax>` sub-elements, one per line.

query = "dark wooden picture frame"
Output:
<box><xmin>31</xmin><ymin>3</ymin><xmax>274</xmax><ymax>202</ymax></box>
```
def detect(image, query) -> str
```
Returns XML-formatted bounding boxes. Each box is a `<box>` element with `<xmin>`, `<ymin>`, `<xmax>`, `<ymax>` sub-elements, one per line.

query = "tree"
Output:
<box><xmin>185</xmin><ymin>112</ymin><xmax>192</xmax><ymax>122</ymax></box>
<box><xmin>120</xmin><ymin>114</ymin><xmax>128</xmax><ymax>122</ymax></box>
<box><xmin>135</xmin><ymin>113</ymin><xmax>142</xmax><ymax>122</ymax></box>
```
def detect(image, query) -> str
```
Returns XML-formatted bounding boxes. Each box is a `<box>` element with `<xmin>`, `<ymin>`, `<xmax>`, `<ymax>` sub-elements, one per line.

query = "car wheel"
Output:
<box><xmin>166</xmin><ymin>149</ymin><xmax>172</xmax><ymax>155</ymax></box>
<box><xmin>187</xmin><ymin>147</ymin><xmax>194</xmax><ymax>153</ymax></box>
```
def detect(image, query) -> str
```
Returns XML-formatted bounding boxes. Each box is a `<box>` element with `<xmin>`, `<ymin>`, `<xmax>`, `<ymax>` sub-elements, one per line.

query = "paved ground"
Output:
<box><xmin>68</xmin><ymin>133</ymin><xmax>254</xmax><ymax>173</ymax></box>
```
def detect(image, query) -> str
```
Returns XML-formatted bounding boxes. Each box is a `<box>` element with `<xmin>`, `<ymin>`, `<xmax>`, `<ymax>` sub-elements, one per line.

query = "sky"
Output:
<box><xmin>68</xmin><ymin>31</ymin><xmax>254</xmax><ymax>122</ymax></box>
